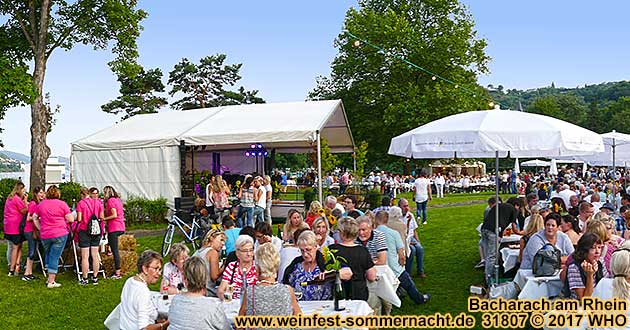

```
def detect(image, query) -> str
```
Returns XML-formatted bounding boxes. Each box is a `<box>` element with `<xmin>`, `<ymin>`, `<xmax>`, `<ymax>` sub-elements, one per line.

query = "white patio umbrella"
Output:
<box><xmin>562</xmin><ymin>130</ymin><xmax>630</xmax><ymax>168</ymax></box>
<box><xmin>520</xmin><ymin>159</ymin><xmax>551</xmax><ymax>167</ymax></box>
<box><xmin>388</xmin><ymin>108</ymin><xmax>604</xmax><ymax>284</ymax></box>
<box><xmin>514</xmin><ymin>158</ymin><xmax>520</xmax><ymax>174</ymax></box>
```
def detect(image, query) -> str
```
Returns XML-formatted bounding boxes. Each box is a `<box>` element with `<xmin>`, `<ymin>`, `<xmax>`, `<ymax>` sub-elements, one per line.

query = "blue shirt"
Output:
<box><xmin>376</xmin><ymin>225</ymin><xmax>405</xmax><ymax>277</ymax></box>
<box><xmin>224</xmin><ymin>227</ymin><xmax>241</xmax><ymax>254</ymax></box>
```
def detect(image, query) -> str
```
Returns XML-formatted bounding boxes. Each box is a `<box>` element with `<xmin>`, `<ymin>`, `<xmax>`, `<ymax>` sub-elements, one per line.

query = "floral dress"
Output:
<box><xmin>287</xmin><ymin>263</ymin><xmax>332</xmax><ymax>301</ymax></box>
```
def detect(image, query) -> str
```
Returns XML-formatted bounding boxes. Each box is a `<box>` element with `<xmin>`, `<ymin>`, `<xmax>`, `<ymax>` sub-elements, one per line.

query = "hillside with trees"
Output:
<box><xmin>488</xmin><ymin>81</ymin><xmax>630</xmax><ymax>133</ymax></box>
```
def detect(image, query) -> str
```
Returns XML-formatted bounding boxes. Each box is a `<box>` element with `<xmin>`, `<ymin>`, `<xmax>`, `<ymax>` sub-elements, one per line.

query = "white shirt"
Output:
<box><xmin>402</xmin><ymin>211</ymin><xmax>419</xmax><ymax>241</ymax></box>
<box><xmin>413</xmin><ymin>178</ymin><xmax>430</xmax><ymax>203</ymax></box>
<box><xmin>120</xmin><ymin>277</ymin><xmax>157</xmax><ymax>330</ymax></box>
<box><xmin>255</xmin><ymin>186</ymin><xmax>266</xmax><ymax>209</ymax></box>
<box><xmin>277</xmin><ymin>246</ymin><xmax>301</xmax><ymax>280</ymax></box>
<box><xmin>435</xmin><ymin>176</ymin><xmax>445</xmax><ymax>185</ymax></box>
<box><xmin>558</xmin><ymin>189</ymin><xmax>576</xmax><ymax>210</ymax></box>
<box><xmin>265</xmin><ymin>184</ymin><xmax>273</xmax><ymax>202</ymax></box>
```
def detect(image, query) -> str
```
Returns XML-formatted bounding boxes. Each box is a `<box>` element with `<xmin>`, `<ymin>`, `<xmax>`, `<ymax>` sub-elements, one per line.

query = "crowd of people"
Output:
<box><xmin>3</xmin><ymin>182</ymin><xmax>126</xmax><ymax>288</ymax></box>
<box><xmin>479</xmin><ymin>165</ymin><xmax>630</xmax><ymax>302</ymax></box>
<box><xmin>117</xmin><ymin>191</ymin><xmax>431</xmax><ymax>329</ymax></box>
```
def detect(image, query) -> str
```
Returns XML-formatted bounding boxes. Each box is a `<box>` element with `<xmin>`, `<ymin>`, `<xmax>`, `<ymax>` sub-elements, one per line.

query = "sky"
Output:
<box><xmin>2</xmin><ymin>0</ymin><xmax>630</xmax><ymax>158</ymax></box>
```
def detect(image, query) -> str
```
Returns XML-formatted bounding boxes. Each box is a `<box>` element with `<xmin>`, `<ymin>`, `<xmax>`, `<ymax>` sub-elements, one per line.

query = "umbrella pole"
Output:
<box><xmin>495</xmin><ymin>151</ymin><xmax>500</xmax><ymax>286</ymax></box>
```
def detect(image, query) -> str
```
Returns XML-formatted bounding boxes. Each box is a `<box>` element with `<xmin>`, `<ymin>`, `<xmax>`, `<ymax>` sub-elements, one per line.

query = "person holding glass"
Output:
<box><xmin>161</xmin><ymin>243</ymin><xmax>189</xmax><ymax>295</ymax></box>
<box><xmin>217</xmin><ymin>235</ymin><xmax>257</xmax><ymax>300</ymax></box>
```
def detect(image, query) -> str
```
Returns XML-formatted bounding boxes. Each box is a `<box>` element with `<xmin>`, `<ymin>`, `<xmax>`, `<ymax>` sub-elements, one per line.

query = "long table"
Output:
<box><xmin>153</xmin><ymin>293</ymin><xmax>373</xmax><ymax>330</ymax></box>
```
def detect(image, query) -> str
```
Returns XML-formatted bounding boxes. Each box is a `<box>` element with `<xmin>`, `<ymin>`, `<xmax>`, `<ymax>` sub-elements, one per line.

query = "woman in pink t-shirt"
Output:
<box><xmin>33</xmin><ymin>185</ymin><xmax>74</xmax><ymax>288</ymax></box>
<box><xmin>22</xmin><ymin>186</ymin><xmax>45</xmax><ymax>281</ymax></box>
<box><xmin>76</xmin><ymin>187</ymin><xmax>105</xmax><ymax>285</ymax></box>
<box><xmin>103</xmin><ymin>185</ymin><xmax>126</xmax><ymax>279</ymax></box>
<box><xmin>3</xmin><ymin>181</ymin><xmax>28</xmax><ymax>276</ymax></box>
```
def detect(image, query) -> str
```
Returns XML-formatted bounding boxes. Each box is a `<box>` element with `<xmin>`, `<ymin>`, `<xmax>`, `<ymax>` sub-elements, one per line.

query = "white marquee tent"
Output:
<box><xmin>71</xmin><ymin>100</ymin><xmax>354</xmax><ymax>204</ymax></box>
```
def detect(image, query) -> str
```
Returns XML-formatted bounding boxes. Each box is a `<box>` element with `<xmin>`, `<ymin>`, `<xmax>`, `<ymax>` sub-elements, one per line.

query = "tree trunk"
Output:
<box><xmin>29</xmin><ymin>54</ymin><xmax>51</xmax><ymax>189</ymax></box>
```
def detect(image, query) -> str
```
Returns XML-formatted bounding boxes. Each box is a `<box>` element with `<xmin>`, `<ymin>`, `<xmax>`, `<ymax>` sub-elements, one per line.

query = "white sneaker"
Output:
<box><xmin>47</xmin><ymin>281</ymin><xmax>62</xmax><ymax>289</ymax></box>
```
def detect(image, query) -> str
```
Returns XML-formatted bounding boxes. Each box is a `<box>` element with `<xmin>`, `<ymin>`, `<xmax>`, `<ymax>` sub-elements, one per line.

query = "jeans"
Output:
<box><xmin>398</xmin><ymin>271</ymin><xmax>427</xmax><ymax>304</ymax></box>
<box><xmin>108</xmin><ymin>231</ymin><xmax>124</xmax><ymax>270</ymax></box>
<box><xmin>481</xmin><ymin>229</ymin><xmax>497</xmax><ymax>279</ymax></box>
<box><xmin>42</xmin><ymin>235</ymin><xmax>68</xmax><ymax>274</ymax></box>
<box><xmin>253</xmin><ymin>206</ymin><xmax>265</xmax><ymax>225</ymax></box>
<box><xmin>416</xmin><ymin>200</ymin><xmax>428</xmax><ymax>223</ymax></box>
<box><xmin>406</xmin><ymin>237</ymin><xmax>425</xmax><ymax>275</ymax></box>
<box><xmin>237</xmin><ymin>206</ymin><xmax>254</xmax><ymax>227</ymax></box>
<box><xmin>24</xmin><ymin>232</ymin><xmax>38</xmax><ymax>261</ymax></box>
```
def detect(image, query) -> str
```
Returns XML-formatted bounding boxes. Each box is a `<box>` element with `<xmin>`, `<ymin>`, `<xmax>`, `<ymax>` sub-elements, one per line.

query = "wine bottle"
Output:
<box><xmin>333</xmin><ymin>274</ymin><xmax>345</xmax><ymax>311</ymax></box>
<box><xmin>277</xmin><ymin>224</ymin><xmax>283</xmax><ymax>239</ymax></box>
<box><xmin>299</xmin><ymin>271</ymin><xmax>336</xmax><ymax>286</ymax></box>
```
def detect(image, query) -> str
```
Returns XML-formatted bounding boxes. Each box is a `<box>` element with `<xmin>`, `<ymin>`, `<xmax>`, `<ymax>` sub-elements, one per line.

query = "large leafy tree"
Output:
<box><xmin>0</xmin><ymin>0</ymin><xmax>146</xmax><ymax>188</ymax></box>
<box><xmin>168</xmin><ymin>54</ymin><xmax>264</xmax><ymax>110</ymax></box>
<box><xmin>527</xmin><ymin>94</ymin><xmax>588</xmax><ymax>127</ymax></box>
<box><xmin>102</xmin><ymin>64</ymin><xmax>168</xmax><ymax>120</ymax></box>
<box><xmin>310</xmin><ymin>0</ymin><xmax>491</xmax><ymax>168</ymax></box>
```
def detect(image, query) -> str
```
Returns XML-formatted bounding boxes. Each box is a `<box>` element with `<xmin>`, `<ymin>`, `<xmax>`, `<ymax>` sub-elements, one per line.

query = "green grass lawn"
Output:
<box><xmin>0</xmin><ymin>195</ymin><xmax>504</xmax><ymax>328</ymax></box>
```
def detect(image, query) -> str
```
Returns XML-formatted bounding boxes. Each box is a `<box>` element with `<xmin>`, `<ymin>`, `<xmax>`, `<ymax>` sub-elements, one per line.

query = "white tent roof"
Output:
<box><xmin>388</xmin><ymin>109</ymin><xmax>604</xmax><ymax>158</ymax></box>
<box><xmin>72</xmin><ymin>100</ymin><xmax>354</xmax><ymax>153</ymax></box>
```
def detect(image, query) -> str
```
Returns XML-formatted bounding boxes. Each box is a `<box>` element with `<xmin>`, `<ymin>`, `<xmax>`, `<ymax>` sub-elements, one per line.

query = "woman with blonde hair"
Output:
<box><xmin>518</xmin><ymin>214</ymin><xmax>545</xmax><ymax>263</ymax></box>
<box><xmin>210</xmin><ymin>175</ymin><xmax>230</xmax><ymax>217</ymax></box>
<box><xmin>103</xmin><ymin>185</ymin><xmax>126</xmax><ymax>279</ymax></box>
<box><xmin>192</xmin><ymin>228</ymin><xmax>227</xmax><ymax>297</ymax></box>
<box><xmin>239</xmin><ymin>242</ymin><xmax>301</xmax><ymax>318</ymax></box>
<box><xmin>305</xmin><ymin>201</ymin><xmax>322</xmax><ymax>229</ymax></box>
<box><xmin>586</xmin><ymin>219</ymin><xmax>623</xmax><ymax>275</ymax></box>
<box><xmin>312</xmin><ymin>216</ymin><xmax>334</xmax><ymax>250</ymax></box>
<box><xmin>3</xmin><ymin>181</ymin><xmax>28</xmax><ymax>276</ymax></box>
<box><xmin>168</xmin><ymin>256</ymin><xmax>230</xmax><ymax>330</ymax></box>
<box><xmin>282</xmin><ymin>209</ymin><xmax>309</xmax><ymax>244</ymax></box>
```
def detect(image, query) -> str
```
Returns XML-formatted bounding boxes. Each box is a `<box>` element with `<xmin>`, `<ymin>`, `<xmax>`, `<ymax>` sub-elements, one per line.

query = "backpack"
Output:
<box><xmin>85</xmin><ymin>199</ymin><xmax>102</xmax><ymax>236</ymax></box>
<box><xmin>532</xmin><ymin>243</ymin><xmax>561</xmax><ymax>277</ymax></box>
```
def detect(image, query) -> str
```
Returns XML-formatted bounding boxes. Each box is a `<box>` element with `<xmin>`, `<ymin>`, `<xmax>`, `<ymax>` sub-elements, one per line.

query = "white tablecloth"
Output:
<box><xmin>367</xmin><ymin>265</ymin><xmax>401</xmax><ymax>307</ymax></box>
<box><xmin>514</xmin><ymin>269</ymin><xmax>562</xmax><ymax>299</ymax></box>
<box><xmin>152</xmin><ymin>293</ymin><xmax>372</xmax><ymax>329</ymax></box>
<box><xmin>500</xmin><ymin>247</ymin><xmax>520</xmax><ymax>272</ymax></box>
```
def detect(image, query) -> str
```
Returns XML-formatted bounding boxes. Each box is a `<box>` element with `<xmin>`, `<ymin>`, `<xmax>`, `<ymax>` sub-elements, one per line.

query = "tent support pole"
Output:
<box><xmin>495</xmin><ymin>150</ymin><xmax>500</xmax><ymax>286</ymax></box>
<box><xmin>317</xmin><ymin>130</ymin><xmax>323</xmax><ymax>203</ymax></box>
